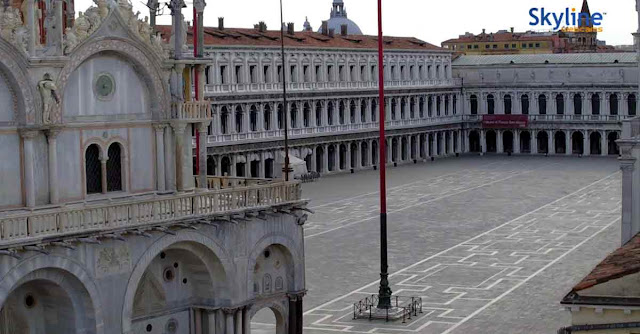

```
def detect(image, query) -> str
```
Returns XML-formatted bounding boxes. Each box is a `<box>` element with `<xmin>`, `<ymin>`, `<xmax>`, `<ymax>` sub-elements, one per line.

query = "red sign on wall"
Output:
<box><xmin>482</xmin><ymin>115</ymin><xmax>529</xmax><ymax>129</ymax></box>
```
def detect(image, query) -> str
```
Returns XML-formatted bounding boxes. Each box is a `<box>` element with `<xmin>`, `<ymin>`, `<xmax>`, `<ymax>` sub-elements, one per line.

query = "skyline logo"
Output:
<box><xmin>529</xmin><ymin>7</ymin><xmax>605</xmax><ymax>32</ymax></box>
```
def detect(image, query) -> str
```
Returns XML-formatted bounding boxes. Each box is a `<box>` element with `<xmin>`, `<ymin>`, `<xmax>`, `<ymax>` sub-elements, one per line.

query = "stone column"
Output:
<box><xmin>243</xmin><ymin>307</ymin><xmax>251</xmax><ymax>334</ymax></box>
<box><xmin>620</xmin><ymin>153</ymin><xmax>636</xmax><ymax>244</ymax></box>
<box><xmin>198</xmin><ymin>122</ymin><xmax>210</xmax><ymax>189</ymax></box>
<box><xmin>531</xmin><ymin>130</ymin><xmax>538</xmax><ymax>154</ymax></box>
<box><xmin>583</xmin><ymin>131</ymin><xmax>590</xmax><ymax>156</ymax></box>
<box><xmin>310</xmin><ymin>147</ymin><xmax>317</xmax><ymax>172</ymax></box>
<box><xmin>464</xmin><ymin>130</ymin><xmax>470</xmax><ymax>153</ymax></box>
<box><xmin>100</xmin><ymin>156</ymin><xmax>108</xmax><ymax>195</ymax></box>
<box><xmin>164</xmin><ymin>126</ymin><xmax>176</xmax><ymax>190</ymax></box>
<box><xmin>497</xmin><ymin>130</ymin><xmax>504</xmax><ymax>153</ymax></box>
<box><xmin>514</xmin><ymin>130</ymin><xmax>520</xmax><ymax>154</ymax></box>
<box><xmin>566</xmin><ymin>130</ymin><xmax>573</xmax><ymax>155</ymax></box>
<box><xmin>345</xmin><ymin>143</ymin><xmax>352</xmax><ymax>170</ymax></box>
<box><xmin>480</xmin><ymin>129</ymin><xmax>486</xmax><ymax>154</ymax></box>
<box><xmin>172</xmin><ymin>122</ymin><xmax>188</xmax><ymax>191</ymax></box>
<box><xmin>548</xmin><ymin>130</ymin><xmax>555</xmax><ymax>155</ymax></box>
<box><xmin>207</xmin><ymin>311</ymin><xmax>216</xmax><ymax>334</ymax></box>
<box><xmin>234</xmin><ymin>309</ymin><xmax>242</xmax><ymax>334</ymax></box>
<box><xmin>21</xmin><ymin>130</ymin><xmax>38</xmax><ymax>207</ymax></box>
<box><xmin>45</xmin><ymin>128</ymin><xmax>61</xmax><ymax>204</ymax></box>
<box><xmin>223</xmin><ymin>308</ymin><xmax>235</xmax><ymax>334</ymax></box>
<box><xmin>602</xmin><ymin>131</ymin><xmax>609</xmax><ymax>156</ymax></box>
<box><xmin>153</xmin><ymin>124</ymin><xmax>167</xmax><ymax>192</ymax></box>
<box><xmin>288</xmin><ymin>293</ymin><xmax>304</xmax><ymax>334</ymax></box>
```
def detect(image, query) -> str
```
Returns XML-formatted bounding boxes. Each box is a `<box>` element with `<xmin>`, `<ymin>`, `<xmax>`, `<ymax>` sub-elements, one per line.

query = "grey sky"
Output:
<box><xmin>75</xmin><ymin>0</ymin><xmax>637</xmax><ymax>46</ymax></box>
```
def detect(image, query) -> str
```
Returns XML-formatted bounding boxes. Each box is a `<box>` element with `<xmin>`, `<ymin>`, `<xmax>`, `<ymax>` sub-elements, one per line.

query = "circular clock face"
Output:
<box><xmin>95</xmin><ymin>73</ymin><xmax>115</xmax><ymax>100</ymax></box>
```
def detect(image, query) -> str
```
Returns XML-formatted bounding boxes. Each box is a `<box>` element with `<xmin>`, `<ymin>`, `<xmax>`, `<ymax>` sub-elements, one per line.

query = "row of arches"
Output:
<box><xmin>469</xmin><ymin>92</ymin><xmax>637</xmax><ymax>116</ymax></box>
<box><xmin>468</xmin><ymin>129</ymin><xmax>620</xmax><ymax>155</ymax></box>
<box><xmin>0</xmin><ymin>232</ymin><xmax>301</xmax><ymax>334</ymax></box>
<box><xmin>212</xmin><ymin>93</ymin><xmax>459</xmax><ymax>136</ymax></box>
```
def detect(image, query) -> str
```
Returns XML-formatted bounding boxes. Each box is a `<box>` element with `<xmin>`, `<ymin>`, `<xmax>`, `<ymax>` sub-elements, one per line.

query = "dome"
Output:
<box><xmin>317</xmin><ymin>0</ymin><xmax>363</xmax><ymax>35</ymax></box>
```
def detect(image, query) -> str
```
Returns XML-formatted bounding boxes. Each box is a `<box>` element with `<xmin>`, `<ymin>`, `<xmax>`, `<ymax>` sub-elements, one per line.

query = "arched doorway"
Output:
<box><xmin>555</xmin><ymin>131</ymin><xmax>566</xmax><ymax>154</ymax></box>
<box><xmin>520</xmin><ymin>131</ymin><xmax>531</xmax><ymax>153</ymax></box>
<box><xmin>207</xmin><ymin>156</ymin><xmax>216</xmax><ymax>175</ymax></box>
<box><xmin>401</xmin><ymin>137</ymin><xmax>408</xmax><ymax>161</ymax></box>
<box><xmin>486</xmin><ymin>130</ymin><xmax>497</xmax><ymax>153</ymax></box>
<box><xmin>503</xmin><ymin>131</ymin><xmax>514</xmax><ymax>153</ymax></box>
<box><xmin>361</xmin><ymin>142</ymin><xmax>369</xmax><ymax>167</ymax></box>
<box><xmin>328</xmin><ymin>145</ymin><xmax>336</xmax><ymax>171</ymax></box>
<box><xmin>315</xmin><ymin>146</ymin><xmax>324</xmax><ymax>172</ymax></box>
<box><xmin>0</xmin><ymin>268</ymin><xmax>98</xmax><ymax>334</ymax></box>
<box><xmin>589</xmin><ymin>132</ymin><xmax>602</xmax><ymax>155</ymax></box>
<box><xmin>251</xmin><ymin>308</ymin><xmax>285</xmax><ymax>334</ymax></box>
<box><xmin>537</xmin><ymin>131</ymin><xmax>548</xmax><ymax>154</ymax></box>
<box><xmin>350</xmin><ymin>143</ymin><xmax>358</xmax><ymax>169</ymax></box>
<box><xmin>572</xmin><ymin>132</ymin><xmax>584</xmax><ymax>155</ymax></box>
<box><xmin>410</xmin><ymin>136</ymin><xmax>417</xmax><ymax>160</ymax></box>
<box><xmin>339</xmin><ymin>144</ymin><xmax>347</xmax><ymax>170</ymax></box>
<box><xmin>608</xmin><ymin>132</ymin><xmax>620</xmax><ymax>155</ymax></box>
<box><xmin>371</xmin><ymin>141</ymin><xmax>378</xmax><ymax>166</ymax></box>
<box><xmin>221</xmin><ymin>156</ymin><xmax>231</xmax><ymax>176</ymax></box>
<box><xmin>469</xmin><ymin>131</ymin><xmax>481</xmax><ymax>153</ymax></box>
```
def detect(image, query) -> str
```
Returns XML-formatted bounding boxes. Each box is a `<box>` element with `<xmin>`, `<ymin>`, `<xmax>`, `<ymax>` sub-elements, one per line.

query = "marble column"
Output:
<box><xmin>100</xmin><ymin>157</ymin><xmax>108</xmax><ymax>195</ymax></box>
<box><xmin>345</xmin><ymin>143</ymin><xmax>352</xmax><ymax>170</ymax></box>
<box><xmin>548</xmin><ymin>130</ymin><xmax>555</xmax><ymax>155</ymax></box>
<box><xmin>224</xmin><ymin>308</ymin><xmax>235</xmax><ymax>334</ymax></box>
<box><xmin>207</xmin><ymin>311</ymin><xmax>216</xmax><ymax>334</ymax></box>
<box><xmin>514</xmin><ymin>130</ymin><xmax>520</xmax><ymax>154</ymax></box>
<box><xmin>198</xmin><ymin>122</ymin><xmax>210</xmax><ymax>188</ymax></box>
<box><xmin>235</xmin><ymin>309</ymin><xmax>243</xmax><ymax>334</ymax></box>
<box><xmin>566</xmin><ymin>130</ymin><xmax>573</xmax><ymax>155</ymax></box>
<box><xmin>601</xmin><ymin>131</ymin><xmax>609</xmax><ymax>156</ymax></box>
<box><xmin>243</xmin><ymin>307</ymin><xmax>251</xmax><ymax>334</ymax></box>
<box><xmin>583</xmin><ymin>131</ymin><xmax>590</xmax><ymax>156</ymax></box>
<box><xmin>21</xmin><ymin>130</ymin><xmax>38</xmax><ymax>207</ymax></box>
<box><xmin>497</xmin><ymin>130</ymin><xmax>504</xmax><ymax>153</ymax></box>
<box><xmin>531</xmin><ymin>130</ymin><xmax>538</xmax><ymax>154</ymax></box>
<box><xmin>152</xmin><ymin>124</ymin><xmax>166</xmax><ymax>192</ymax></box>
<box><xmin>620</xmin><ymin>156</ymin><xmax>636</xmax><ymax>244</ymax></box>
<box><xmin>322</xmin><ymin>144</ymin><xmax>329</xmax><ymax>173</ymax></box>
<box><xmin>172</xmin><ymin>122</ymin><xmax>188</xmax><ymax>191</ymax></box>
<box><xmin>46</xmin><ymin>128</ymin><xmax>61</xmax><ymax>204</ymax></box>
<box><xmin>480</xmin><ymin>130</ymin><xmax>486</xmax><ymax>154</ymax></box>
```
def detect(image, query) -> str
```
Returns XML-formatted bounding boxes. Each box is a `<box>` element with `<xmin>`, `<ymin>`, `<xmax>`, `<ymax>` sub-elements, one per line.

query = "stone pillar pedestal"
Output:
<box><xmin>620</xmin><ymin>156</ymin><xmax>636</xmax><ymax>244</ymax></box>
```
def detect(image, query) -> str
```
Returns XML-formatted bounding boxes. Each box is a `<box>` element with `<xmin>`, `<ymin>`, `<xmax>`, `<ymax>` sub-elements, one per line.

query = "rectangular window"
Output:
<box><xmin>522</xmin><ymin>44</ymin><xmax>527</xmax><ymax>48</ymax></box>
<box><xmin>467</xmin><ymin>45</ymin><xmax>472</xmax><ymax>49</ymax></box>
<box><xmin>473</xmin><ymin>45</ymin><xmax>479</xmax><ymax>49</ymax></box>
<box><xmin>328</xmin><ymin>65</ymin><xmax>334</xmax><ymax>81</ymax></box>
<box><xmin>220</xmin><ymin>65</ymin><xmax>228</xmax><ymax>84</ymax></box>
<box><xmin>204</xmin><ymin>66</ymin><xmax>211</xmax><ymax>84</ymax></box>
<box><xmin>263</xmin><ymin>65</ymin><xmax>270</xmax><ymax>83</ymax></box>
<box><xmin>504</xmin><ymin>44</ymin><xmax>509</xmax><ymax>48</ymax></box>
<box><xmin>492</xmin><ymin>44</ymin><xmax>497</xmax><ymax>49</ymax></box>
<box><xmin>315</xmin><ymin>65</ymin><xmax>322</xmax><ymax>82</ymax></box>
<box><xmin>529</xmin><ymin>43</ymin><xmax>534</xmax><ymax>47</ymax></box>
<box><xmin>512</xmin><ymin>43</ymin><xmax>517</xmax><ymax>48</ymax></box>
<box><xmin>303</xmin><ymin>65</ymin><xmax>310</xmax><ymax>82</ymax></box>
<box><xmin>360</xmin><ymin>65</ymin><xmax>366</xmax><ymax>81</ymax></box>
<box><xmin>290</xmin><ymin>65</ymin><xmax>297</xmax><ymax>83</ymax></box>
<box><xmin>249</xmin><ymin>65</ymin><xmax>257</xmax><ymax>83</ymax></box>
<box><xmin>485</xmin><ymin>45</ymin><xmax>490</xmax><ymax>49</ymax></box>
<box><xmin>535</xmin><ymin>43</ymin><xmax>540</xmax><ymax>47</ymax></box>
<box><xmin>277</xmin><ymin>65</ymin><xmax>283</xmax><ymax>83</ymax></box>
<box><xmin>234</xmin><ymin>65</ymin><xmax>242</xmax><ymax>84</ymax></box>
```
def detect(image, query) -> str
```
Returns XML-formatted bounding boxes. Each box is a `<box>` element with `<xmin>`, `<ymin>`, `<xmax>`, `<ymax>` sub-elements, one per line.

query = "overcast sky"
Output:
<box><xmin>75</xmin><ymin>0</ymin><xmax>638</xmax><ymax>46</ymax></box>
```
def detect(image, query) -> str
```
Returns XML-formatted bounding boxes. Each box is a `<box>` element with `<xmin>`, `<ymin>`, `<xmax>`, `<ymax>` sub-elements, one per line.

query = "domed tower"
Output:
<box><xmin>317</xmin><ymin>0</ymin><xmax>362</xmax><ymax>35</ymax></box>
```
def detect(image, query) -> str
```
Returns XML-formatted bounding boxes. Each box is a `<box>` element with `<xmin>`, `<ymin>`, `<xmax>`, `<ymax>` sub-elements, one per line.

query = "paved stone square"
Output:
<box><xmin>253</xmin><ymin>156</ymin><xmax>622</xmax><ymax>334</ymax></box>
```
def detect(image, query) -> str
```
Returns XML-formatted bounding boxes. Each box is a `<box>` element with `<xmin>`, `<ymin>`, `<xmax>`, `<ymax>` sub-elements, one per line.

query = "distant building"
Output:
<box><xmin>442</xmin><ymin>0</ymin><xmax>606</xmax><ymax>55</ymax></box>
<box><xmin>317</xmin><ymin>0</ymin><xmax>362</xmax><ymax>35</ymax></box>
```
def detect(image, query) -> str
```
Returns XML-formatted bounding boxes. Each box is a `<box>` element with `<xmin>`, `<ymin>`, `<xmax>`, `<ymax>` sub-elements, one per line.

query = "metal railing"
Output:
<box><xmin>172</xmin><ymin>101</ymin><xmax>212</xmax><ymax>120</ymax></box>
<box><xmin>0</xmin><ymin>182</ymin><xmax>301</xmax><ymax>247</ymax></box>
<box><xmin>462</xmin><ymin>114</ymin><xmax>628</xmax><ymax>122</ymax></box>
<box><xmin>353</xmin><ymin>294</ymin><xmax>423</xmax><ymax>323</ymax></box>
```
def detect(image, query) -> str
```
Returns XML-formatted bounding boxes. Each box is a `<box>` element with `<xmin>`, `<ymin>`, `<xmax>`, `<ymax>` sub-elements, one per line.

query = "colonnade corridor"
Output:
<box><xmin>271</xmin><ymin>156</ymin><xmax>620</xmax><ymax>334</ymax></box>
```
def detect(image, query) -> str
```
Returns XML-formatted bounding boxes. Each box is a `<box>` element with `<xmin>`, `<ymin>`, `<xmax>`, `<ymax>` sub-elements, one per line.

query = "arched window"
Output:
<box><xmin>250</xmin><ymin>105</ymin><xmax>258</xmax><ymax>132</ymax></box>
<box><xmin>290</xmin><ymin>103</ymin><xmax>298</xmax><ymax>128</ymax></box>
<box><xmin>220</xmin><ymin>107</ymin><xmax>229</xmax><ymax>134</ymax></box>
<box><xmin>470</xmin><ymin>95</ymin><xmax>478</xmax><ymax>115</ymax></box>
<box><xmin>436</xmin><ymin>96</ymin><xmax>441</xmax><ymax>116</ymax></box>
<box><xmin>573</xmin><ymin>94</ymin><xmax>582</xmax><ymax>115</ymax></box>
<box><xmin>504</xmin><ymin>94</ymin><xmax>512</xmax><ymax>115</ymax></box>
<box><xmin>235</xmin><ymin>106</ymin><xmax>243</xmax><ymax>133</ymax></box>
<box><xmin>538</xmin><ymin>94</ymin><xmax>547</xmax><ymax>115</ymax></box>
<box><xmin>444</xmin><ymin>95</ymin><xmax>450</xmax><ymax>115</ymax></box>
<box><xmin>629</xmin><ymin>94</ymin><xmax>637</xmax><ymax>116</ymax></box>
<box><xmin>521</xmin><ymin>94</ymin><xmax>529</xmax><ymax>115</ymax></box>
<box><xmin>277</xmin><ymin>104</ymin><xmax>284</xmax><ymax>129</ymax></box>
<box><xmin>610</xmin><ymin>94</ymin><xmax>619</xmax><ymax>116</ymax></box>
<box><xmin>371</xmin><ymin>100</ymin><xmax>377</xmax><ymax>122</ymax></box>
<box><xmin>327</xmin><ymin>102</ymin><xmax>334</xmax><ymax>125</ymax></box>
<box><xmin>85</xmin><ymin>144</ymin><xmax>102</xmax><ymax>194</ymax></box>
<box><xmin>419</xmin><ymin>97</ymin><xmax>425</xmax><ymax>118</ymax></box>
<box><xmin>453</xmin><ymin>95</ymin><xmax>457</xmax><ymax>115</ymax></box>
<box><xmin>591</xmin><ymin>93</ymin><xmax>600</xmax><ymax>115</ymax></box>
<box><xmin>107</xmin><ymin>143</ymin><xmax>122</xmax><ymax>192</ymax></box>
<box><xmin>556</xmin><ymin>94</ymin><xmax>564</xmax><ymax>115</ymax></box>
<box><xmin>264</xmin><ymin>104</ymin><xmax>272</xmax><ymax>130</ymax></box>
<box><xmin>428</xmin><ymin>96</ymin><xmax>434</xmax><ymax>117</ymax></box>
<box><xmin>487</xmin><ymin>94</ymin><xmax>495</xmax><ymax>115</ymax></box>
<box><xmin>315</xmin><ymin>102</ymin><xmax>322</xmax><ymax>126</ymax></box>
<box><xmin>303</xmin><ymin>103</ymin><xmax>311</xmax><ymax>127</ymax></box>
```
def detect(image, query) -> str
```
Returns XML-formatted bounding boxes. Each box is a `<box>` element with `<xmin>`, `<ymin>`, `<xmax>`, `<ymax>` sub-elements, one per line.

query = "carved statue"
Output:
<box><xmin>151</xmin><ymin>31</ymin><xmax>164</xmax><ymax>54</ymax></box>
<box><xmin>138</xmin><ymin>15</ymin><xmax>152</xmax><ymax>43</ymax></box>
<box><xmin>94</xmin><ymin>0</ymin><xmax>109</xmax><ymax>18</ymax></box>
<box><xmin>13</xmin><ymin>25</ymin><xmax>27</xmax><ymax>51</ymax></box>
<box><xmin>20</xmin><ymin>0</ymin><xmax>42</xmax><ymax>46</ymax></box>
<box><xmin>38</xmin><ymin>73</ymin><xmax>59</xmax><ymax>124</ymax></box>
<box><xmin>117</xmin><ymin>0</ymin><xmax>133</xmax><ymax>21</ymax></box>
<box><xmin>0</xmin><ymin>7</ymin><xmax>22</xmax><ymax>42</ymax></box>
<box><xmin>127</xmin><ymin>10</ymin><xmax>140</xmax><ymax>37</ymax></box>
<box><xmin>63</xmin><ymin>26</ymin><xmax>77</xmax><ymax>53</ymax></box>
<box><xmin>84</xmin><ymin>7</ymin><xmax>101</xmax><ymax>33</ymax></box>
<box><xmin>74</xmin><ymin>11</ymin><xmax>90</xmax><ymax>40</ymax></box>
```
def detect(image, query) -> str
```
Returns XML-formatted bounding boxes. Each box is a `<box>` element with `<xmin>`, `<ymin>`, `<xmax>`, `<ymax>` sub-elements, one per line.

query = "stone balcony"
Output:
<box><xmin>462</xmin><ymin>114</ymin><xmax>628</xmax><ymax>123</ymax></box>
<box><xmin>171</xmin><ymin>101</ymin><xmax>212</xmax><ymax>121</ymax></box>
<box><xmin>204</xmin><ymin>78</ymin><xmax>461</xmax><ymax>95</ymax></box>
<box><xmin>0</xmin><ymin>181</ymin><xmax>302</xmax><ymax>250</ymax></box>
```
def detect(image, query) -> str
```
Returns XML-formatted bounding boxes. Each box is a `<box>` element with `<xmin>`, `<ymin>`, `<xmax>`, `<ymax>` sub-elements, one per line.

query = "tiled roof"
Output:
<box><xmin>453</xmin><ymin>53</ymin><xmax>636</xmax><ymax>66</ymax></box>
<box><xmin>571</xmin><ymin>233</ymin><xmax>640</xmax><ymax>292</ymax></box>
<box><xmin>443</xmin><ymin>32</ymin><xmax>557</xmax><ymax>44</ymax></box>
<box><xmin>155</xmin><ymin>25</ymin><xmax>445</xmax><ymax>51</ymax></box>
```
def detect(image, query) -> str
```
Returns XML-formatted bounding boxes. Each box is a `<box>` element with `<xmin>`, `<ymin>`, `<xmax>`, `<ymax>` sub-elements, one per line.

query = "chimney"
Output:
<box><xmin>340</xmin><ymin>24</ymin><xmax>348</xmax><ymax>36</ymax></box>
<box><xmin>321</xmin><ymin>20</ymin><xmax>328</xmax><ymax>36</ymax></box>
<box><xmin>287</xmin><ymin>22</ymin><xmax>294</xmax><ymax>35</ymax></box>
<box><xmin>510</xmin><ymin>27</ymin><xmax>514</xmax><ymax>34</ymax></box>
<box><xmin>329</xmin><ymin>28</ymin><xmax>335</xmax><ymax>38</ymax></box>
<box><xmin>259</xmin><ymin>21</ymin><xmax>267</xmax><ymax>32</ymax></box>
<box><xmin>482</xmin><ymin>28</ymin><xmax>486</xmax><ymax>34</ymax></box>
<box><xmin>218</xmin><ymin>17</ymin><xmax>224</xmax><ymax>30</ymax></box>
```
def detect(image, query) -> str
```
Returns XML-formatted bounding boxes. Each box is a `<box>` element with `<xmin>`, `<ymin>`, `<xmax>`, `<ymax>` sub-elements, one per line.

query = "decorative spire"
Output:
<box><xmin>579</xmin><ymin>0</ymin><xmax>593</xmax><ymax>28</ymax></box>
<box><xmin>303</xmin><ymin>16</ymin><xmax>312</xmax><ymax>32</ymax></box>
<box><xmin>330</xmin><ymin>0</ymin><xmax>347</xmax><ymax>18</ymax></box>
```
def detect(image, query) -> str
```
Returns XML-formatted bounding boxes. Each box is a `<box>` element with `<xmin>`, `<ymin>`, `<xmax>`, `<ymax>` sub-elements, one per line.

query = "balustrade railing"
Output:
<box><xmin>194</xmin><ymin>176</ymin><xmax>275</xmax><ymax>189</ymax></box>
<box><xmin>0</xmin><ymin>182</ymin><xmax>301</xmax><ymax>246</ymax></box>
<box><xmin>204</xmin><ymin>78</ymin><xmax>460</xmax><ymax>95</ymax></box>
<box><xmin>461</xmin><ymin>114</ymin><xmax>627</xmax><ymax>123</ymax></box>
<box><xmin>172</xmin><ymin>101</ymin><xmax>212</xmax><ymax>120</ymax></box>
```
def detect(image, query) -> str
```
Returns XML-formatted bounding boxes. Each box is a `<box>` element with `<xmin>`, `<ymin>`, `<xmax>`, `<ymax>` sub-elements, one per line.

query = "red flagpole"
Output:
<box><xmin>194</xmin><ymin>7</ymin><xmax>200</xmax><ymax>176</ymax></box>
<box><xmin>376</xmin><ymin>0</ymin><xmax>392</xmax><ymax>309</ymax></box>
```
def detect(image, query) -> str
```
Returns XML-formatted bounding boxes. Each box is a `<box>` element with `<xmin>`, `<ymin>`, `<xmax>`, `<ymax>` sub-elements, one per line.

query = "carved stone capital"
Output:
<box><xmin>287</xmin><ymin>290</ymin><xmax>307</xmax><ymax>301</ymax></box>
<box><xmin>221</xmin><ymin>307</ymin><xmax>238</xmax><ymax>315</ymax></box>
<box><xmin>198</xmin><ymin>121</ymin><xmax>211</xmax><ymax>132</ymax></box>
<box><xmin>171</xmin><ymin>121</ymin><xmax>188</xmax><ymax>134</ymax></box>
<box><xmin>19</xmin><ymin>129</ymin><xmax>39</xmax><ymax>140</ymax></box>
<box><xmin>153</xmin><ymin>123</ymin><xmax>167</xmax><ymax>132</ymax></box>
<box><xmin>620</xmin><ymin>158</ymin><xmax>636</xmax><ymax>173</ymax></box>
<box><xmin>45</xmin><ymin>126</ymin><xmax>63</xmax><ymax>139</ymax></box>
